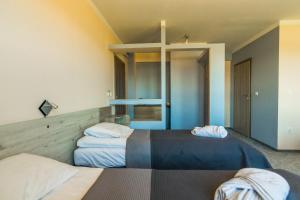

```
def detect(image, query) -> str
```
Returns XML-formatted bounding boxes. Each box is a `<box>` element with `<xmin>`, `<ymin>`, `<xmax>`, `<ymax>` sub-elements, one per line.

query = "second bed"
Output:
<box><xmin>74</xmin><ymin>129</ymin><xmax>271</xmax><ymax>170</ymax></box>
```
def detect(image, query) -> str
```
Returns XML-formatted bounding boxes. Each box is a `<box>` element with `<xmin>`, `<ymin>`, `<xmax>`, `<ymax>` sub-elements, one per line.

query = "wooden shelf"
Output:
<box><xmin>109</xmin><ymin>43</ymin><xmax>162</xmax><ymax>53</ymax></box>
<box><xmin>110</xmin><ymin>99</ymin><xmax>163</xmax><ymax>105</ymax></box>
<box><xmin>165</xmin><ymin>43</ymin><xmax>211</xmax><ymax>51</ymax></box>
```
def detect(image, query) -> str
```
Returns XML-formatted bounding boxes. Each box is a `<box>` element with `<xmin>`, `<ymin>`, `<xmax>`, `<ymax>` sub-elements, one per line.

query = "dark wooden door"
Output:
<box><xmin>203</xmin><ymin>60</ymin><xmax>210</xmax><ymax>125</ymax></box>
<box><xmin>114</xmin><ymin>56</ymin><xmax>126</xmax><ymax>115</ymax></box>
<box><xmin>234</xmin><ymin>59</ymin><xmax>251</xmax><ymax>137</ymax></box>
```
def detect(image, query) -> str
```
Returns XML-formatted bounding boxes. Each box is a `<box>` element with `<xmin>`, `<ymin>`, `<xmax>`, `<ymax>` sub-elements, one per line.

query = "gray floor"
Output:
<box><xmin>230</xmin><ymin>130</ymin><xmax>300</xmax><ymax>175</ymax></box>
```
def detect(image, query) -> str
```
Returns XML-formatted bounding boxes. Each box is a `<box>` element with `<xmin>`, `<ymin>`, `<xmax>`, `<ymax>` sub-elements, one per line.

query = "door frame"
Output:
<box><xmin>233</xmin><ymin>58</ymin><xmax>252</xmax><ymax>137</ymax></box>
<box><xmin>202</xmin><ymin>50</ymin><xmax>210</xmax><ymax>126</ymax></box>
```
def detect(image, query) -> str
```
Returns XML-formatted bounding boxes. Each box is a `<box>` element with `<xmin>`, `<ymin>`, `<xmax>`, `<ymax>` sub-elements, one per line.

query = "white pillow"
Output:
<box><xmin>0</xmin><ymin>153</ymin><xmax>78</xmax><ymax>200</ymax></box>
<box><xmin>84</xmin><ymin>122</ymin><xmax>134</xmax><ymax>138</ymax></box>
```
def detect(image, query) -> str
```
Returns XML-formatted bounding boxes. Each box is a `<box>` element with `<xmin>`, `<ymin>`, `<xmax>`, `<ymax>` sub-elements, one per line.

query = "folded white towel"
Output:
<box><xmin>84</xmin><ymin>122</ymin><xmax>134</xmax><ymax>138</ymax></box>
<box><xmin>214</xmin><ymin>168</ymin><xmax>290</xmax><ymax>200</ymax></box>
<box><xmin>191</xmin><ymin>126</ymin><xmax>227</xmax><ymax>138</ymax></box>
<box><xmin>77</xmin><ymin>136</ymin><xmax>127</xmax><ymax>148</ymax></box>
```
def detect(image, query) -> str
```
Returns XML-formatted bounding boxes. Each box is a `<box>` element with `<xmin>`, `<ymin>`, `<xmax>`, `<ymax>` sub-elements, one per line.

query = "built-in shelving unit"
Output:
<box><xmin>109</xmin><ymin>20</ymin><xmax>226</xmax><ymax>129</ymax></box>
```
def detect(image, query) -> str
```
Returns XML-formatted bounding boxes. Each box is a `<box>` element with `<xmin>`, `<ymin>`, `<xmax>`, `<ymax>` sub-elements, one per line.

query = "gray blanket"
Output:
<box><xmin>82</xmin><ymin>169</ymin><xmax>151</xmax><ymax>200</ymax></box>
<box><xmin>126</xmin><ymin>129</ymin><xmax>151</xmax><ymax>168</ymax></box>
<box><xmin>82</xmin><ymin>169</ymin><xmax>300</xmax><ymax>200</ymax></box>
<box><xmin>126</xmin><ymin>129</ymin><xmax>271</xmax><ymax>170</ymax></box>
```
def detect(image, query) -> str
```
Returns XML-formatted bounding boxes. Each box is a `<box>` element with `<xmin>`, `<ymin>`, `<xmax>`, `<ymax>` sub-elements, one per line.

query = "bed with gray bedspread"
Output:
<box><xmin>82</xmin><ymin>168</ymin><xmax>300</xmax><ymax>200</ymax></box>
<box><xmin>126</xmin><ymin>129</ymin><xmax>271</xmax><ymax>170</ymax></box>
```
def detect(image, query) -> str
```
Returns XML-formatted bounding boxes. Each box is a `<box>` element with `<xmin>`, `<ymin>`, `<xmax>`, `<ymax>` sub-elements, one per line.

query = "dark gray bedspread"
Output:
<box><xmin>126</xmin><ymin>130</ymin><xmax>151</xmax><ymax>168</ymax></box>
<box><xmin>82</xmin><ymin>169</ymin><xmax>151</xmax><ymax>200</ymax></box>
<box><xmin>82</xmin><ymin>169</ymin><xmax>300</xmax><ymax>200</ymax></box>
<box><xmin>126</xmin><ymin>129</ymin><xmax>271</xmax><ymax>170</ymax></box>
<box><xmin>152</xmin><ymin>169</ymin><xmax>300</xmax><ymax>200</ymax></box>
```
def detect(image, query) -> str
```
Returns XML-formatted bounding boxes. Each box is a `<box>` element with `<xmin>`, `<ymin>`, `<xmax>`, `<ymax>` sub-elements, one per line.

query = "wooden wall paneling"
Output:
<box><xmin>0</xmin><ymin>107</ymin><xmax>111</xmax><ymax>164</ymax></box>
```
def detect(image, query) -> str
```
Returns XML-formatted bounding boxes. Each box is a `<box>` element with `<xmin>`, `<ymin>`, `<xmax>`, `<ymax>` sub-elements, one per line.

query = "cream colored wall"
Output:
<box><xmin>0</xmin><ymin>0</ymin><xmax>120</xmax><ymax>126</ymax></box>
<box><xmin>278</xmin><ymin>23</ymin><xmax>300</xmax><ymax>149</ymax></box>
<box><xmin>135</xmin><ymin>53</ymin><xmax>161</xmax><ymax>63</ymax></box>
<box><xmin>225</xmin><ymin>61</ymin><xmax>231</xmax><ymax>127</ymax></box>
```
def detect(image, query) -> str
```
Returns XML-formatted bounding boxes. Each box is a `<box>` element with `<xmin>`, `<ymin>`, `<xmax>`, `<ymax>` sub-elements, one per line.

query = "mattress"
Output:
<box><xmin>77</xmin><ymin>136</ymin><xmax>127</xmax><ymax>148</ymax></box>
<box><xmin>74</xmin><ymin>148</ymin><xmax>125</xmax><ymax>168</ymax></box>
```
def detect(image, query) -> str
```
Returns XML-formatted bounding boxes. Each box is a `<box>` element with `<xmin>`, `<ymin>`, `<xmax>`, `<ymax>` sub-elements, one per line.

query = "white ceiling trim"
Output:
<box><xmin>280</xmin><ymin>20</ymin><xmax>300</xmax><ymax>25</ymax></box>
<box><xmin>232</xmin><ymin>22</ymin><xmax>279</xmax><ymax>53</ymax></box>
<box><xmin>87</xmin><ymin>0</ymin><xmax>122</xmax><ymax>43</ymax></box>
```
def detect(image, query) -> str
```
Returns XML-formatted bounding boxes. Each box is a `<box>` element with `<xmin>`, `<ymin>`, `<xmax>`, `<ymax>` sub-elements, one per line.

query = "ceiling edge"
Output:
<box><xmin>87</xmin><ymin>0</ymin><xmax>123</xmax><ymax>43</ymax></box>
<box><xmin>232</xmin><ymin>22</ymin><xmax>279</xmax><ymax>53</ymax></box>
<box><xmin>280</xmin><ymin>20</ymin><xmax>300</xmax><ymax>25</ymax></box>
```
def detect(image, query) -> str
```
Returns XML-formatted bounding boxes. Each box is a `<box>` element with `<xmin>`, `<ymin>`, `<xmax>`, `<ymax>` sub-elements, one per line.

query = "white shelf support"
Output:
<box><xmin>160</xmin><ymin>46</ymin><xmax>167</xmax><ymax>129</ymax></box>
<box><xmin>161</xmin><ymin>20</ymin><xmax>166</xmax><ymax>45</ymax></box>
<box><xmin>110</xmin><ymin>99</ymin><xmax>163</xmax><ymax>105</ymax></box>
<box><xmin>109</xmin><ymin>43</ymin><xmax>162</xmax><ymax>53</ymax></box>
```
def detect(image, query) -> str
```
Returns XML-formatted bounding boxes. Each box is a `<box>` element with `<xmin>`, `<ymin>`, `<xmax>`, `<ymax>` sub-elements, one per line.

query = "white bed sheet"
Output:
<box><xmin>77</xmin><ymin>135</ymin><xmax>127</xmax><ymax>148</ymax></box>
<box><xmin>43</xmin><ymin>167</ymin><xmax>102</xmax><ymax>200</ymax></box>
<box><xmin>74</xmin><ymin>147</ymin><xmax>126</xmax><ymax>168</ymax></box>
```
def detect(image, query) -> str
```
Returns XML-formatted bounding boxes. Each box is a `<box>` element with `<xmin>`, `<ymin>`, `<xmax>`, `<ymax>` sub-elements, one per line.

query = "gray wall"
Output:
<box><xmin>170</xmin><ymin>51</ymin><xmax>205</xmax><ymax>129</ymax></box>
<box><xmin>127</xmin><ymin>53</ymin><xmax>136</xmax><ymax>99</ymax></box>
<box><xmin>136</xmin><ymin>62</ymin><xmax>161</xmax><ymax>99</ymax></box>
<box><xmin>231</xmin><ymin>28</ymin><xmax>279</xmax><ymax>148</ymax></box>
<box><xmin>0</xmin><ymin>107</ymin><xmax>111</xmax><ymax>164</ymax></box>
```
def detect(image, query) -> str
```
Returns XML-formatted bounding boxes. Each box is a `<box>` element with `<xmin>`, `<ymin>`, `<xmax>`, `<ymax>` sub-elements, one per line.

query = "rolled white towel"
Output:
<box><xmin>191</xmin><ymin>126</ymin><xmax>228</xmax><ymax>138</ymax></box>
<box><xmin>214</xmin><ymin>168</ymin><xmax>290</xmax><ymax>200</ymax></box>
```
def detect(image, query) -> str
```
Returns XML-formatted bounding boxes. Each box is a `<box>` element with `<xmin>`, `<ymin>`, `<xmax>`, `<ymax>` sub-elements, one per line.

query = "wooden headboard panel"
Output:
<box><xmin>0</xmin><ymin>107</ymin><xmax>111</xmax><ymax>164</ymax></box>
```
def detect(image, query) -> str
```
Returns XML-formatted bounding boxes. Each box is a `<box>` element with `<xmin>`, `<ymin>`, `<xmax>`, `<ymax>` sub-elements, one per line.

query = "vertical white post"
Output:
<box><xmin>209</xmin><ymin>44</ymin><xmax>225</xmax><ymax>126</ymax></box>
<box><xmin>161</xmin><ymin>20</ymin><xmax>166</xmax><ymax>45</ymax></box>
<box><xmin>161</xmin><ymin>47</ymin><xmax>166</xmax><ymax>129</ymax></box>
<box><xmin>161</xmin><ymin>20</ymin><xmax>167</xmax><ymax>129</ymax></box>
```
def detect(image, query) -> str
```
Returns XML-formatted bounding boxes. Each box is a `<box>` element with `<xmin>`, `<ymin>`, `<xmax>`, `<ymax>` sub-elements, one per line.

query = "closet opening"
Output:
<box><xmin>168</xmin><ymin>49</ymin><xmax>210</xmax><ymax>129</ymax></box>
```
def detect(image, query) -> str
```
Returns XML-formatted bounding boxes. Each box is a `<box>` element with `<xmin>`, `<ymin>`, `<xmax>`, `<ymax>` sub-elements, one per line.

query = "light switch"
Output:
<box><xmin>106</xmin><ymin>90</ymin><xmax>112</xmax><ymax>97</ymax></box>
